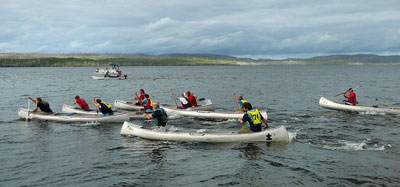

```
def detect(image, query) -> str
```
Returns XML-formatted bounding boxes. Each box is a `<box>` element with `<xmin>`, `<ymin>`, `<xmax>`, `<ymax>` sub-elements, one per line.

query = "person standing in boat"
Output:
<box><xmin>134</xmin><ymin>89</ymin><xmax>146</xmax><ymax>105</ymax></box>
<box><xmin>172</xmin><ymin>92</ymin><xmax>191</xmax><ymax>109</ymax></box>
<box><xmin>185</xmin><ymin>91</ymin><xmax>198</xmax><ymax>107</ymax></box>
<box><xmin>92</xmin><ymin>98</ymin><xmax>113</xmax><ymax>116</ymax></box>
<box><xmin>238</xmin><ymin>102</ymin><xmax>269</xmax><ymax>134</ymax></box>
<box><xmin>73</xmin><ymin>96</ymin><xmax>90</xmax><ymax>111</ymax></box>
<box><xmin>233</xmin><ymin>92</ymin><xmax>248</xmax><ymax>112</ymax></box>
<box><xmin>144</xmin><ymin>101</ymin><xmax>169</xmax><ymax>128</ymax></box>
<box><xmin>28</xmin><ymin>97</ymin><xmax>53</xmax><ymax>114</ymax></box>
<box><xmin>343</xmin><ymin>88</ymin><xmax>357</xmax><ymax>106</ymax></box>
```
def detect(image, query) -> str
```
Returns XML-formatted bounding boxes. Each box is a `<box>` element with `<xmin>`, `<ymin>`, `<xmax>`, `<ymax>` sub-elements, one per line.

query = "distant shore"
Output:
<box><xmin>1</xmin><ymin>53</ymin><xmax>399</xmax><ymax>67</ymax></box>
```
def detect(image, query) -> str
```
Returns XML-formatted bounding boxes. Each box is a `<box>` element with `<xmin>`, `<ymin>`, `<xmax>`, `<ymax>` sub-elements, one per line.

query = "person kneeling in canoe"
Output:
<box><xmin>73</xmin><ymin>95</ymin><xmax>90</xmax><ymax>111</ymax></box>
<box><xmin>172</xmin><ymin>92</ymin><xmax>192</xmax><ymax>109</ymax></box>
<box><xmin>144</xmin><ymin>101</ymin><xmax>169</xmax><ymax>128</ymax></box>
<box><xmin>238</xmin><ymin>102</ymin><xmax>269</xmax><ymax>134</ymax></box>
<box><xmin>343</xmin><ymin>88</ymin><xmax>357</xmax><ymax>106</ymax></box>
<box><xmin>233</xmin><ymin>92</ymin><xmax>248</xmax><ymax>112</ymax></box>
<box><xmin>185</xmin><ymin>91</ymin><xmax>198</xmax><ymax>107</ymax></box>
<box><xmin>141</xmin><ymin>94</ymin><xmax>154</xmax><ymax>113</ymax></box>
<box><xmin>28</xmin><ymin>97</ymin><xmax>53</xmax><ymax>114</ymax></box>
<box><xmin>93</xmin><ymin>98</ymin><xmax>114</xmax><ymax>116</ymax></box>
<box><xmin>134</xmin><ymin>89</ymin><xmax>146</xmax><ymax>106</ymax></box>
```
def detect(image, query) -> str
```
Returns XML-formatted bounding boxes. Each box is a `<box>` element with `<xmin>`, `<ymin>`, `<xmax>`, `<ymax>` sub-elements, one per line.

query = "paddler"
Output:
<box><xmin>28</xmin><ymin>97</ymin><xmax>53</xmax><ymax>114</ymax></box>
<box><xmin>238</xmin><ymin>102</ymin><xmax>269</xmax><ymax>134</ymax></box>
<box><xmin>93</xmin><ymin>97</ymin><xmax>114</xmax><ymax>116</ymax></box>
<box><xmin>141</xmin><ymin>94</ymin><xmax>154</xmax><ymax>113</ymax></box>
<box><xmin>343</xmin><ymin>88</ymin><xmax>357</xmax><ymax>106</ymax></box>
<box><xmin>172</xmin><ymin>92</ymin><xmax>192</xmax><ymax>109</ymax></box>
<box><xmin>143</xmin><ymin>100</ymin><xmax>169</xmax><ymax>129</ymax></box>
<box><xmin>185</xmin><ymin>91</ymin><xmax>198</xmax><ymax>107</ymax></box>
<box><xmin>73</xmin><ymin>95</ymin><xmax>90</xmax><ymax>111</ymax></box>
<box><xmin>233</xmin><ymin>92</ymin><xmax>248</xmax><ymax>112</ymax></box>
<box><xmin>134</xmin><ymin>89</ymin><xmax>146</xmax><ymax>106</ymax></box>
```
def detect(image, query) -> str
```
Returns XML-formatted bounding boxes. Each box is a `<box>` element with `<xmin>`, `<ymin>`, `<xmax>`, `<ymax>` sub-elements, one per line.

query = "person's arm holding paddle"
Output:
<box><xmin>27</xmin><ymin>97</ymin><xmax>39</xmax><ymax>114</ymax></box>
<box><xmin>262</xmin><ymin>118</ymin><xmax>269</xmax><ymax>129</ymax></box>
<box><xmin>233</xmin><ymin>92</ymin><xmax>240</xmax><ymax>111</ymax></box>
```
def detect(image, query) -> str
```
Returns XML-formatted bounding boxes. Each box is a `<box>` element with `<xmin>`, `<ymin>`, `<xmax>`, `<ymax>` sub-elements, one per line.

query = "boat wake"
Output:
<box><xmin>167</xmin><ymin>112</ymin><xmax>183</xmax><ymax>119</ymax></box>
<box><xmin>288</xmin><ymin>128</ymin><xmax>302</xmax><ymax>142</ymax></box>
<box><xmin>322</xmin><ymin>139</ymin><xmax>388</xmax><ymax>151</ymax></box>
<box><xmin>359</xmin><ymin>111</ymin><xmax>387</xmax><ymax>115</ymax></box>
<box><xmin>72</xmin><ymin>121</ymin><xmax>101</xmax><ymax>126</ymax></box>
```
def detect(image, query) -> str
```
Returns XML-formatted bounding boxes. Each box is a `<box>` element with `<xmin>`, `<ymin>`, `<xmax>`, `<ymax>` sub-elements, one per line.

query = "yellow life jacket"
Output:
<box><xmin>239</xmin><ymin>99</ymin><xmax>248</xmax><ymax>111</ymax></box>
<box><xmin>247</xmin><ymin>109</ymin><xmax>262</xmax><ymax>125</ymax></box>
<box><xmin>101</xmin><ymin>101</ymin><xmax>113</xmax><ymax>109</ymax></box>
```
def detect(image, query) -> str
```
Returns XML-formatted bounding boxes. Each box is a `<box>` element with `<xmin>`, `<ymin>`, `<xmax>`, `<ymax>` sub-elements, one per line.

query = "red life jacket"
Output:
<box><xmin>348</xmin><ymin>92</ymin><xmax>357</xmax><ymax>105</ymax></box>
<box><xmin>143</xmin><ymin>98</ymin><xmax>153</xmax><ymax>110</ymax></box>
<box><xmin>188</xmin><ymin>95</ymin><xmax>197</xmax><ymax>106</ymax></box>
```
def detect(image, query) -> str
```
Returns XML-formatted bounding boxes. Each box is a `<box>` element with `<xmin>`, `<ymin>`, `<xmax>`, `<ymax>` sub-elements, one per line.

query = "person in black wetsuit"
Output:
<box><xmin>28</xmin><ymin>97</ymin><xmax>53</xmax><ymax>114</ymax></box>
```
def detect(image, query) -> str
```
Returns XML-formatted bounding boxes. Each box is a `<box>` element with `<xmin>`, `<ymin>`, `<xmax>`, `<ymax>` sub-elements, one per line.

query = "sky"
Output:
<box><xmin>0</xmin><ymin>0</ymin><xmax>399</xmax><ymax>59</ymax></box>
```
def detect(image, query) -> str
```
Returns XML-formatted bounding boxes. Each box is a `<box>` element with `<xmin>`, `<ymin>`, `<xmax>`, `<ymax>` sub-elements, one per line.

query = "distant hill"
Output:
<box><xmin>0</xmin><ymin>53</ymin><xmax>399</xmax><ymax>67</ymax></box>
<box><xmin>304</xmin><ymin>54</ymin><xmax>400</xmax><ymax>63</ymax></box>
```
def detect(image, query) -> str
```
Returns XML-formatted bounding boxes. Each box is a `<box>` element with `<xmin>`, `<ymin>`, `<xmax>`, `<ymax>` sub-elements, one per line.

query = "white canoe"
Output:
<box><xmin>161</xmin><ymin>105</ymin><xmax>268</xmax><ymax>120</ymax></box>
<box><xmin>61</xmin><ymin>104</ymin><xmax>147</xmax><ymax>120</ymax></box>
<box><xmin>91</xmin><ymin>75</ymin><xmax>127</xmax><ymax>80</ymax></box>
<box><xmin>61</xmin><ymin>104</ymin><xmax>110</xmax><ymax>114</ymax></box>
<box><xmin>18</xmin><ymin>108</ymin><xmax>130</xmax><ymax>123</ymax></box>
<box><xmin>120</xmin><ymin>121</ymin><xmax>289</xmax><ymax>143</ymax></box>
<box><xmin>161</xmin><ymin>98</ymin><xmax>216</xmax><ymax>111</ymax></box>
<box><xmin>114</xmin><ymin>99</ymin><xmax>216</xmax><ymax>111</ymax></box>
<box><xmin>319</xmin><ymin>97</ymin><xmax>400</xmax><ymax>114</ymax></box>
<box><xmin>114</xmin><ymin>100</ymin><xmax>145</xmax><ymax>111</ymax></box>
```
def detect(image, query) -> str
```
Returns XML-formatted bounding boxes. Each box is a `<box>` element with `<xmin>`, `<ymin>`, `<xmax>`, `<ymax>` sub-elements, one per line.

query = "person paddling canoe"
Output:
<box><xmin>28</xmin><ymin>97</ymin><xmax>53</xmax><ymax>114</ymax></box>
<box><xmin>144</xmin><ymin>100</ymin><xmax>169</xmax><ymax>129</ymax></box>
<box><xmin>93</xmin><ymin>98</ymin><xmax>114</xmax><ymax>116</ymax></box>
<box><xmin>73</xmin><ymin>95</ymin><xmax>90</xmax><ymax>111</ymax></box>
<box><xmin>233</xmin><ymin>92</ymin><xmax>248</xmax><ymax>112</ymax></box>
<box><xmin>238</xmin><ymin>102</ymin><xmax>269</xmax><ymax>134</ymax></box>
<box><xmin>134</xmin><ymin>89</ymin><xmax>146</xmax><ymax>106</ymax></box>
<box><xmin>172</xmin><ymin>92</ymin><xmax>192</xmax><ymax>109</ymax></box>
<box><xmin>343</xmin><ymin>88</ymin><xmax>357</xmax><ymax>106</ymax></box>
<box><xmin>185</xmin><ymin>91</ymin><xmax>198</xmax><ymax>107</ymax></box>
<box><xmin>141</xmin><ymin>94</ymin><xmax>154</xmax><ymax>113</ymax></box>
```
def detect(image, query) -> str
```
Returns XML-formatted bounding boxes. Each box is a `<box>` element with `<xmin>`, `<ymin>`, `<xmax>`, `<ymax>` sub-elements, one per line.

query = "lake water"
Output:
<box><xmin>1</xmin><ymin>65</ymin><xmax>399</xmax><ymax>186</ymax></box>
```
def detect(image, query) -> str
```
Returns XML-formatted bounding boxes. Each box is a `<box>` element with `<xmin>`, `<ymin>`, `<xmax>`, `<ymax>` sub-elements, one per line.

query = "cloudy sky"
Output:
<box><xmin>1</xmin><ymin>0</ymin><xmax>399</xmax><ymax>59</ymax></box>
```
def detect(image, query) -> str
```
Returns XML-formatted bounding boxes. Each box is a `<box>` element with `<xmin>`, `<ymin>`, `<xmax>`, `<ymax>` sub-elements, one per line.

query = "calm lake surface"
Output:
<box><xmin>1</xmin><ymin>65</ymin><xmax>399</xmax><ymax>186</ymax></box>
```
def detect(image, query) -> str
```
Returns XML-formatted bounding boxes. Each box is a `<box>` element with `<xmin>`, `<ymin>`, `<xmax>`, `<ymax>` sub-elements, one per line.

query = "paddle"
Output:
<box><xmin>334</xmin><ymin>86</ymin><xmax>361</xmax><ymax>97</ymax></box>
<box><xmin>26</xmin><ymin>97</ymin><xmax>30</xmax><ymax>121</ymax></box>
<box><xmin>233</xmin><ymin>92</ymin><xmax>240</xmax><ymax>111</ymax></box>
<box><xmin>171</xmin><ymin>92</ymin><xmax>179</xmax><ymax>108</ymax></box>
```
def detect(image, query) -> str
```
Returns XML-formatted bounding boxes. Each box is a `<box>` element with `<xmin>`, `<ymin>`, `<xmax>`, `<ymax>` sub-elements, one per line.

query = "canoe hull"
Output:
<box><xmin>120</xmin><ymin>121</ymin><xmax>289</xmax><ymax>143</ymax></box>
<box><xmin>114</xmin><ymin>100</ymin><xmax>144</xmax><ymax>111</ymax></box>
<box><xmin>62</xmin><ymin>104</ymin><xmax>101</xmax><ymax>115</ymax></box>
<box><xmin>115</xmin><ymin>99</ymin><xmax>216</xmax><ymax>112</ymax></box>
<box><xmin>61</xmin><ymin>104</ymin><xmax>145</xmax><ymax>120</ymax></box>
<box><xmin>319</xmin><ymin>97</ymin><xmax>400</xmax><ymax>114</ymax></box>
<box><xmin>18</xmin><ymin>108</ymin><xmax>130</xmax><ymax>123</ymax></box>
<box><xmin>161</xmin><ymin>106</ymin><xmax>268</xmax><ymax>120</ymax></box>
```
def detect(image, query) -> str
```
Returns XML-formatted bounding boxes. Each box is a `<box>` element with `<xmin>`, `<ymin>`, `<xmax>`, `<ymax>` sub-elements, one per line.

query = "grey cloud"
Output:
<box><xmin>0</xmin><ymin>0</ymin><xmax>399</xmax><ymax>57</ymax></box>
